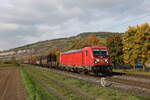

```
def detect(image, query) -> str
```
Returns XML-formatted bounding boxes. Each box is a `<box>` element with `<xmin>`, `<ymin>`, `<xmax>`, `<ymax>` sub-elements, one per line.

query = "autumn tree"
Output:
<box><xmin>10</xmin><ymin>56</ymin><xmax>19</xmax><ymax>65</ymax></box>
<box><xmin>106</xmin><ymin>34</ymin><xmax>123</xmax><ymax>65</ymax></box>
<box><xmin>123</xmin><ymin>23</ymin><xmax>150</xmax><ymax>70</ymax></box>
<box><xmin>123</xmin><ymin>26</ymin><xmax>137</xmax><ymax>67</ymax></box>
<box><xmin>67</xmin><ymin>39</ymin><xmax>85</xmax><ymax>50</ymax></box>
<box><xmin>67</xmin><ymin>34</ymin><xmax>102</xmax><ymax>50</ymax></box>
<box><xmin>54</xmin><ymin>49</ymin><xmax>62</xmax><ymax>61</ymax></box>
<box><xmin>84</xmin><ymin>34</ymin><xmax>100</xmax><ymax>46</ymax></box>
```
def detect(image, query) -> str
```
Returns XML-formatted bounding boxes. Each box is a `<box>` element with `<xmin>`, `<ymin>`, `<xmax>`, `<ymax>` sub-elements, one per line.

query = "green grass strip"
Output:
<box><xmin>20</xmin><ymin>68</ymin><xmax>58</xmax><ymax>100</ymax></box>
<box><xmin>24</xmin><ymin>67</ymin><xmax>92</xmax><ymax>100</ymax></box>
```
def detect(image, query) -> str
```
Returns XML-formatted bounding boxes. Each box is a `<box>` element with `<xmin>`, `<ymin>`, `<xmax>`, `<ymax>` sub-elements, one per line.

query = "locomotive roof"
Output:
<box><xmin>61</xmin><ymin>46</ymin><xmax>108</xmax><ymax>55</ymax></box>
<box><xmin>61</xmin><ymin>49</ymin><xmax>83</xmax><ymax>54</ymax></box>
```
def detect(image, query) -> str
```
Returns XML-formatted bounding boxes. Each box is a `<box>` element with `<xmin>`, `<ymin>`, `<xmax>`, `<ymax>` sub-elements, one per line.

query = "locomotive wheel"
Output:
<box><xmin>84</xmin><ymin>70</ymin><xmax>89</xmax><ymax>75</ymax></box>
<box><xmin>81</xmin><ymin>69</ymin><xmax>88</xmax><ymax>75</ymax></box>
<box><xmin>107</xmin><ymin>66</ymin><xmax>112</xmax><ymax>73</ymax></box>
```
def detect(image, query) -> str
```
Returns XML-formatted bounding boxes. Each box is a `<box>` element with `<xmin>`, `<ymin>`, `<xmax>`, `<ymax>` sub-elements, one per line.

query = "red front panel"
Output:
<box><xmin>91</xmin><ymin>47</ymin><xmax>110</xmax><ymax>66</ymax></box>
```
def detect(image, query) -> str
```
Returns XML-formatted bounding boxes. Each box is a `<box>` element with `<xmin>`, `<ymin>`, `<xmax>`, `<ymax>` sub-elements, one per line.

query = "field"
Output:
<box><xmin>0</xmin><ymin>66</ymin><xmax>26</xmax><ymax>100</ymax></box>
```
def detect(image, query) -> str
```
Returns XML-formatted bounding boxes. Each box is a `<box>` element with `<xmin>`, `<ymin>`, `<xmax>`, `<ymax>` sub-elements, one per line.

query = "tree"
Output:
<box><xmin>123</xmin><ymin>26</ymin><xmax>137</xmax><ymax>68</ymax></box>
<box><xmin>106</xmin><ymin>34</ymin><xmax>123</xmax><ymax>65</ymax></box>
<box><xmin>123</xmin><ymin>23</ymin><xmax>150</xmax><ymax>70</ymax></box>
<box><xmin>85</xmin><ymin>34</ymin><xmax>100</xmax><ymax>46</ymax></box>
<box><xmin>10</xmin><ymin>56</ymin><xmax>18</xmax><ymax>65</ymax></box>
<box><xmin>67</xmin><ymin>34</ymin><xmax>102</xmax><ymax>50</ymax></box>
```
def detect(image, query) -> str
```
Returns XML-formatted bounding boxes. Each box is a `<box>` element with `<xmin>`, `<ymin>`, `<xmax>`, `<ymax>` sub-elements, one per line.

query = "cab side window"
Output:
<box><xmin>86</xmin><ymin>50</ymin><xmax>88</xmax><ymax>56</ymax></box>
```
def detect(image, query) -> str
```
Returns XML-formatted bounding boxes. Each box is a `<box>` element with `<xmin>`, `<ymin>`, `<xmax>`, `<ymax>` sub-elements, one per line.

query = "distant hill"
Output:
<box><xmin>1</xmin><ymin>32</ymin><xmax>123</xmax><ymax>60</ymax></box>
<box><xmin>12</xmin><ymin>32</ymin><xmax>122</xmax><ymax>51</ymax></box>
<box><xmin>76</xmin><ymin>32</ymin><xmax>121</xmax><ymax>38</ymax></box>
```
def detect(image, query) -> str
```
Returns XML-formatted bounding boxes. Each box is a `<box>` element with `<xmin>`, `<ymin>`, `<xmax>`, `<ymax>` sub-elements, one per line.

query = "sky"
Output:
<box><xmin>0</xmin><ymin>0</ymin><xmax>150</xmax><ymax>50</ymax></box>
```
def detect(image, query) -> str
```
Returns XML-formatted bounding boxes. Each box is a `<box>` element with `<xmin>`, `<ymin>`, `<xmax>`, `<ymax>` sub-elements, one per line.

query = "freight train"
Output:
<box><xmin>26</xmin><ymin>46</ymin><xmax>112</xmax><ymax>74</ymax></box>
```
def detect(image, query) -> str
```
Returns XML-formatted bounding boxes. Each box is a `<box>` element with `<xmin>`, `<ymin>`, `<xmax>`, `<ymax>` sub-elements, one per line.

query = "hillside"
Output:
<box><xmin>12</xmin><ymin>32</ymin><xmax>122</xmax><ymax>51</ymax></box>
<box><xmin>0</xmin><ymin>32</ymin><xmax>122</xmax><ymax>60</ymax></box>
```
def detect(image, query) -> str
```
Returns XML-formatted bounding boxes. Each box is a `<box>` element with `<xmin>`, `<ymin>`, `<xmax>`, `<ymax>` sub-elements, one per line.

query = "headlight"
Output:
<box><xmin>105</xmin><ymin>59</ymin><xmax>109</xmax><ymax>63</ymax></box>
<box><xmin>96</xmin><ymin>59</ymin><xmax>100</xmax><ymax>62</ymax></box>
<box><xmin>94</xmin><ymin>59</ymin><xmax>100</xmax><ymax>63</ymax></box>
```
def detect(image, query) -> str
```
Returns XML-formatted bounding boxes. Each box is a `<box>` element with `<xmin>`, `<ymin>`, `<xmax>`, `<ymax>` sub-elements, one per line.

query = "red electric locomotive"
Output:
<box><xmin>59</xmin><ymin>46</ymin><xmax>112</xmax><ymax>73</ymax></box>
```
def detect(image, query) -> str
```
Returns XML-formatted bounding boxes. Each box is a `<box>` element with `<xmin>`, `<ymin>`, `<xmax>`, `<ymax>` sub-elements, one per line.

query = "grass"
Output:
<box><xmin>20</xmin><ymin>68</ymin><xmax>58</xmax><ymax>100</ymax></box>
<box><xmin>23</xmin><ymin>66</ymin><xmax>92</xmax><ymax>100</ymax></box>
<box><xmin>113</xmin><ymin>69</ymin><xmax>150</xmax><ymax>75</ymax></box>
<box><xmin>22</xmin><ymin>64</ymin><xmax>150</xmax><ymax>100</ymax></box>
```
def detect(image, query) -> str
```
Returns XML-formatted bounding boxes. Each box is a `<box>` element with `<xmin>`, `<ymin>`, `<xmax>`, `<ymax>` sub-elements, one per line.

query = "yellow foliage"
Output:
<box><xmin>123</xmin><ymin>22</ymin><xmax>150</xmax><ymax>66</ymax></box>
<box><xmin>142</xmin><ymin>55</ymin><xmax>146</xmax><ymax>58</ymax></box>
<box><xmin>145</xmin><ymin>60</ymin><xmax>150</xmax><ymax>64</ymax></box>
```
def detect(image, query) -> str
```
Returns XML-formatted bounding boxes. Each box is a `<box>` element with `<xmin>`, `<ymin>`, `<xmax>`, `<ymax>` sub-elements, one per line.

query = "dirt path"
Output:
<box><xmin>0</xmin><ymin>68</ymin><xmax>26</xmax><ymax>100</ymax></box>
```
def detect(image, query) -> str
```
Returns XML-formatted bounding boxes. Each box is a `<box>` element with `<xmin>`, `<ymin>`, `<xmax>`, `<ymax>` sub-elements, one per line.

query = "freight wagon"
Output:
<box><xmin>39</xmin><ymin>53</ymin><xmax>58</xmax><ymax>67</ymax></box>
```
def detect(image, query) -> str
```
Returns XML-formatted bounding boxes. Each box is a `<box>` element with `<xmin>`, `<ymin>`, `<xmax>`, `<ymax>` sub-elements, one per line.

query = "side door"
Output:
<box><xmin>85</xmin><ymin>50</ymin><xmax>90</xmax><ymax>65</ymax></box>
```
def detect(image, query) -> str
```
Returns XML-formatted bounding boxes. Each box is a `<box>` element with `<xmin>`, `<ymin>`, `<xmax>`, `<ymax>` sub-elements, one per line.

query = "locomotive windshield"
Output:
<box><xmin>92</xmin><ymin>49</ymin><xmax>109</xmax><ymax>58</ymax></box>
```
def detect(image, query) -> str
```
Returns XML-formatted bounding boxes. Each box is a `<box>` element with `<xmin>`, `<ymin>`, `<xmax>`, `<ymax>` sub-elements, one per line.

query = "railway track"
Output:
<box><xmin>32</xmin><ymin>65</ymin><xmax>150</xmax><ymax>98</ymax></box>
